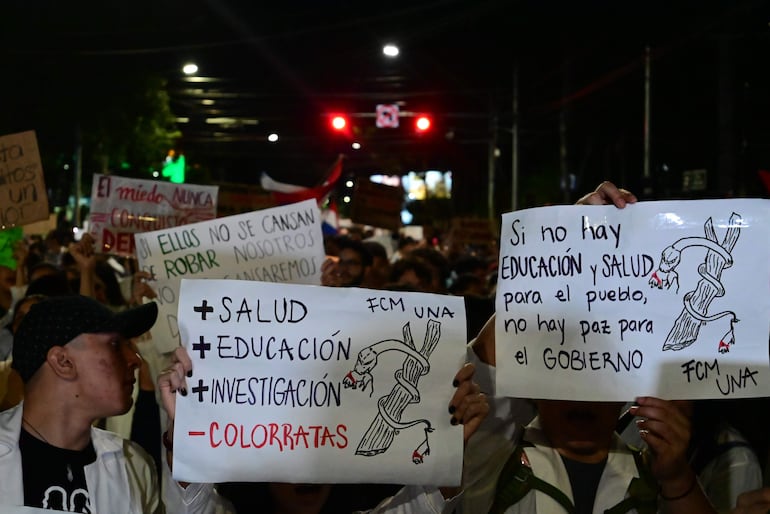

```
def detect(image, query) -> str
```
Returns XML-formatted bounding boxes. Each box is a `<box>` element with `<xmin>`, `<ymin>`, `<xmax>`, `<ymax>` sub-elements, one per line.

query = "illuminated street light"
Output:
<box><xmin>383</xmin><ymin>44</ymin><xmax>399</xmax><ymax>57</ymax></box>
<box><xmin>182</xmin><ymin>63</ymin><xmax>199</xmax><ymax>75</ymax></box>
<box><xmin>268</xmin><ymin>133</ymin><xmax>279</xmax><ymax>142</ymax></box>
<box><xmin>345</xmin><ymin>180</ymin><xmax>354</xmax><ymax>188</ymax></box>
<box><xmin>352</xmin><ymin>142</ymin><xmax>361</xmax><ymax>150</ymax></box>
<box><xmin>343</xmin><ymin>196</ymin><xmax>351</xmax><ymax>203</ymax></box>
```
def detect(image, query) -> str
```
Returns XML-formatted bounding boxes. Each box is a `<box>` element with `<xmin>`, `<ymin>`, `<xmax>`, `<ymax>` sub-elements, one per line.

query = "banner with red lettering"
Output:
<box><xmin>173</xmin><ymin>279</ymin><xmax>466</xmax><ymax>485</ymax></box>
<box><xmin>88</xmin><ymin>174</ymin><xmax>218</xmax><ymax>255</ymax></box>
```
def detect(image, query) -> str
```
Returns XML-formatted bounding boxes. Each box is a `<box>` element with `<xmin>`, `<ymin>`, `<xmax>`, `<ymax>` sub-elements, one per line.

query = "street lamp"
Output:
<box><xmin>383</xmin><ymin>44</ymin><xmax>399</xmax><ymax>58</ymax></box>
<box><xmin>182</xmin><ymin>63</ymin><xmax>199</xmax><ymax>75</ymax></box>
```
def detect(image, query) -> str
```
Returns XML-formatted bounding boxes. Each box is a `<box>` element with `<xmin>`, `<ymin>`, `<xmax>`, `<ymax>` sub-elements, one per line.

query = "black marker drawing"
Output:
<box><xmin>648</xmin><ymin>213</ymin><xmax>741</xmax><ymax>353</ymax></box>
<box><xmin>343</xmin><ymin>319</ymin><xmax>440</xmax><ymax>465</ymax></box>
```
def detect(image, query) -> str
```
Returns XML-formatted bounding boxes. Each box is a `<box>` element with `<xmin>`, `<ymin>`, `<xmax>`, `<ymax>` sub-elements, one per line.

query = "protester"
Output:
<box><xmin>0</xmin><ymin>295</ymin><xmax>226</xmax><ymax>512</ymax></box>
<box><xmin>361</xmin><ymin>240</ymin><xmax>392</xmax><ymax>289</ymax></box>
<box><xmin>320</xmin><ymin>236</ymin><xmax>372</xmax><ymax>287</ymax></box>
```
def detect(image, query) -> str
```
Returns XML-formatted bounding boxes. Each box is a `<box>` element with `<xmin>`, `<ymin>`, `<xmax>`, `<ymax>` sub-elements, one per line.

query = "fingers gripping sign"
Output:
<box><xmin>576</xmin><ymin>181</ymin><xmax>638</xmax><ymax>208</ymax></box>
<box><xmin>159</xmin><ymin>346</ymin><xmax>194</xmax><ymax>448</ymax></box>
<box><xmin>448</xmin><ymin>363</ymin><xmax>489</xmax><ymax>444</ymax></box>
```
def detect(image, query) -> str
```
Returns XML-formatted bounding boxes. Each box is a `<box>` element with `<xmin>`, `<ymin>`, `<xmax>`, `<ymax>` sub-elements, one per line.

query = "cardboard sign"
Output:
<box><xmin>173</xmin><ymin>279</ymin><xmax>466</xmax><ymax>485</ymax></box>
<box><xmin>448</xmin><ymin>217</ymin><xmax>496</xmax><ymax>247</ymax></box>
<box><xmin>350</xmin><ymin>181</ymin><xmax>403</xmax><ymax>231</ymax></box>
<box><xmin>135</xmin><ymin>200</ymin><xmax>324</xmax><ymax>353</ymax></box>
<box><xmin>0</xmin><ymin>131</ymin><xmax>49</xmax><ymax>229</ymax></box>
<box><xmin>215</xmin><ymin>182</ymin><xmax>276</xmax><ymax>217</ymax></box>
<box><xmin>89</xmin><ymin>174</ymin><xmax>218</xmax><ymax>256</ymax></box>
<box><xmin>496</xmin><ymin>199</ymin><xmax>770</xmax><ymax>401</ymax></box>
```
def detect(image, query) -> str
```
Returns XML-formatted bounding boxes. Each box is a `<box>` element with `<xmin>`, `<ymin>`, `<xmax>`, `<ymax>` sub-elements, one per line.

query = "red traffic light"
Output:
<box><xmin>330</xmin><ymin>115</ymin><xmax>348</xmax><ymax>131</ymax></box>
<box><xmin>415</xmin><ymin>115</ymin><xmax>432</xmax><ymax>132</ymax></box>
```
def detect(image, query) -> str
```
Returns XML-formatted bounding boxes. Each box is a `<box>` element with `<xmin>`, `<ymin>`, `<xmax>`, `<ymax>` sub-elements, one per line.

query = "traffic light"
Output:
<box><xmin>161</xmin><ymin>150</ymin><xmax>185</xmax><ymax>183</ymax></box>
<box><xmin>414</xmin><ymin>114</ymin><xmax>432</xmax><ymax>133</ymax></box>
<box><xmin>330</xmin><ymin>114</ymin><xmax>348</xmax><ymax>132</ymax></box>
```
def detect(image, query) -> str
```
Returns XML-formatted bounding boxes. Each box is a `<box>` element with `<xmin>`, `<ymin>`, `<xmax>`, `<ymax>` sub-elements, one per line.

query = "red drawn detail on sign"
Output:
<box><xmin>189</xmin><ymin>431</ymin><xmax>206</xmax><ymax>436</ymax></box>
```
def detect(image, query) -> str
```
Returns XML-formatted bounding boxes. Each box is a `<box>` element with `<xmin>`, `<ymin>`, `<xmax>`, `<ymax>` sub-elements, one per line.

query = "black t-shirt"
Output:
<box><xmin>561</xmin><ymin>454</ymin><xmax>607</xmax><ymax>514</ymax></box>
<box><xmin>20</xmin><ymin>427</ymin><xmax>97</xmax><ymax>512</ymax></box>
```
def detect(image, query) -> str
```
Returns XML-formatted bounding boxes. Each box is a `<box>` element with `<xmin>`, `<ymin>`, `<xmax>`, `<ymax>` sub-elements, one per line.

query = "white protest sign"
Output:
<box><xmin>173</xmin><ymin>279</ymin><xmax>466</xmax><ymax>485</ymax></box>
<box><xmin>89</xmin><ymin>174</ymin><xmax>218</xmax><ymax>256</ymax></box>
<box><xmin>496</xmin><ymin>199</ymin><xmax>770</xmax><ymax>401</ymax></box>
<box><xmin>135</xmin><ymin>200</ymin><xmax>324</xmax><ymax>353</ymax></box>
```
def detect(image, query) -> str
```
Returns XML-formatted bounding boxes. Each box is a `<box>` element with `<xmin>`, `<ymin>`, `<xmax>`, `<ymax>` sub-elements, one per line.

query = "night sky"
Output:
<box><xmin>2</xmin><ymin>0</ymin><xmax>769</xmax><ymax>213</ymax></box>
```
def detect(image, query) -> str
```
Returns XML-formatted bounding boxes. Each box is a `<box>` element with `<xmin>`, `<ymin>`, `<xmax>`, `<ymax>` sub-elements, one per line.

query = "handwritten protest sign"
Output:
<box><xmin>173</xmin><ymin>279</ymin><xmax>466</xmax><ymax>485</ymax></box>
<box><xmin>496</xmin><ymin>199</ymin><xmax>770</xmax><ymax>401</ymax></box>
<box><xmin>88</xmin><ymin>174</ymin><xmax>218</xmax><ymax>255</ymax></box>
<box><xmin>135</xmin><ymin>200</ymin><xmax>324</xmax><ymax>353</ymax></box>
<box><xmin>0</xmin><ymin>131</ymin><xmax>49</xmax><ymax>229</ymax></box>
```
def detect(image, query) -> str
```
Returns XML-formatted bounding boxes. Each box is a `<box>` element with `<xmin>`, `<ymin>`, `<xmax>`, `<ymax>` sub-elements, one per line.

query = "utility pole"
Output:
<box><xmin>643</xmin><ymin>46</ymin><xmax>652</xmax><ymax>197</ymax></box>
<box><xmin>511</xmin><ymin>66</ymin><xmax>519</xmax><ymax>212</ymax></box>
<box><xmin>559</xmin><ymin>56</ymin><xmax>570</xmax><ymax>204</ymax></box>
<box><xmin>488</xmin><ymin>112</ymin><xmax>498</xmax><ymax>225</ymax></box>
<box><xmin>74</xmin><ymin>125</ymin><xmax>83</xmax><ymax>227</ymax></box>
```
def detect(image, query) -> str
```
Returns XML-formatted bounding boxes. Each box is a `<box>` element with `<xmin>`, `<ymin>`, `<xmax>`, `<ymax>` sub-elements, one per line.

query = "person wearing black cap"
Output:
<box><xmin>0</xmin><ymin>295</ymin><xmax>226</xmax><ymax>513</ymax></box>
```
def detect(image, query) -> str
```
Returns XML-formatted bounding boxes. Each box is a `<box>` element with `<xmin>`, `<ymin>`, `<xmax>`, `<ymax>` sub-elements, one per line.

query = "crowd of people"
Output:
<box><xmin>0</xmin><ymin>181</ymin><xmax>769</xmax><ymax>513</ymax></box>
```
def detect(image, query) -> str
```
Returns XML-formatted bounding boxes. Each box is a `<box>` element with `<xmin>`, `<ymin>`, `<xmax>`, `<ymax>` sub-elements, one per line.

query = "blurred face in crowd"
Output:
<box><xmin>536</xmin><ymin>400</ymin><xmax>624</xmax><ymax>462</ymax></box>
<box><xmin>336</xmin><ymin>248</ymin><xmax>366</xmax><ymax>287</ymax></box>
<box><xmin>268</xmin><ymin>483</ymin><xmax>331</xmax><ymax>514</ymax></box>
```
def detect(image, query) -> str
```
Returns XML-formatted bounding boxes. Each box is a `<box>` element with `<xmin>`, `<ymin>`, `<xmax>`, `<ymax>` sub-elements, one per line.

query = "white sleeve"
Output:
<box><xmin>360</xmin><ymin>485</ymin><xmax>462</xmax><ymax>514</ymax></box>
<box><xmin>466</xmin><ymin>342</ymin><xmax>535</xmax><ymax>441</ymax></box>
<box><xmin>161</xmin><ymin>460</ymin><xmax>235</xmax><ymax>514</ymax></box>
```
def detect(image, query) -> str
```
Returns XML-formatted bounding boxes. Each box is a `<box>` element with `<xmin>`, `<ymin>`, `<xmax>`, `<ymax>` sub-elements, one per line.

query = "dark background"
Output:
<box><xmin>2</xmin><ymin>0</ymin><xmax>769</xmax><ymax>218</ymax></box>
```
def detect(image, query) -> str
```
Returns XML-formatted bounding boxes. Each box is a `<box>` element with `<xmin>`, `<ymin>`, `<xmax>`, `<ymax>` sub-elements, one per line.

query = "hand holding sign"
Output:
<box><xmin>576</xmin><ymin>180</ymin><xmax>638</xmax><ymax>207</ymax></box>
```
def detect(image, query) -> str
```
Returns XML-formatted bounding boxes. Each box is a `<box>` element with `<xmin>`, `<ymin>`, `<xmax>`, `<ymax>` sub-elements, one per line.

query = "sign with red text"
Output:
<box><xmin>135</xmin><ymin>200</ymin><xmax>324</xmax><ymax>353</ymax></box>
<box><xmin>88</xmin><ymin>174</ymin><xmax>218</xmax><ymax>255</ymax></box>
<box><xmin>496</xmin><ymin>199</ymin><xmax>770</xmax><ymax>401</ymax></box>
<box><xmin>0</xmin><ymin>130</ymin><xmax>49</xmax><ymax>230</ymax></box>
<box><xmin>173</xmin><ymin>279</ymin><xmax>466</xmax><ymax>485</ymax></box>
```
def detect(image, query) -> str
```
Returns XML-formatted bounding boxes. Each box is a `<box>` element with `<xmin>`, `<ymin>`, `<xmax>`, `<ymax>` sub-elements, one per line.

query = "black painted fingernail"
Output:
<box><xmin>452</xmin><ymin>379</ymin><xmax>459</xmax><ymax>387</ymax></box>
<box><xmin>180</xmin><ymin>388</ymin><xmax>187</xmax><ymax>396</ymax></box>
<box><xmin>186</xmin><ymin>370</ymin><xmax>193</xmax><ymax>377</ymax></box>
<box><xmin>448</xmin><ymin>405</ymin><xmax>456</xmax><ymax>414</ymax></box>
<box><xmin>450</xmin><ymin>417</ymin><xmax>458</xmax><ymax>425</ymax></box>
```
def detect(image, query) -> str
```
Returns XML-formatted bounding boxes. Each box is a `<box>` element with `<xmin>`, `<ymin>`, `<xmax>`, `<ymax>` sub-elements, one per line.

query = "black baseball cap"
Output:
<box><xmin>12</xmin><ymin>295</ymin><xmax>158</xmax><ymax>382</ymax></box>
